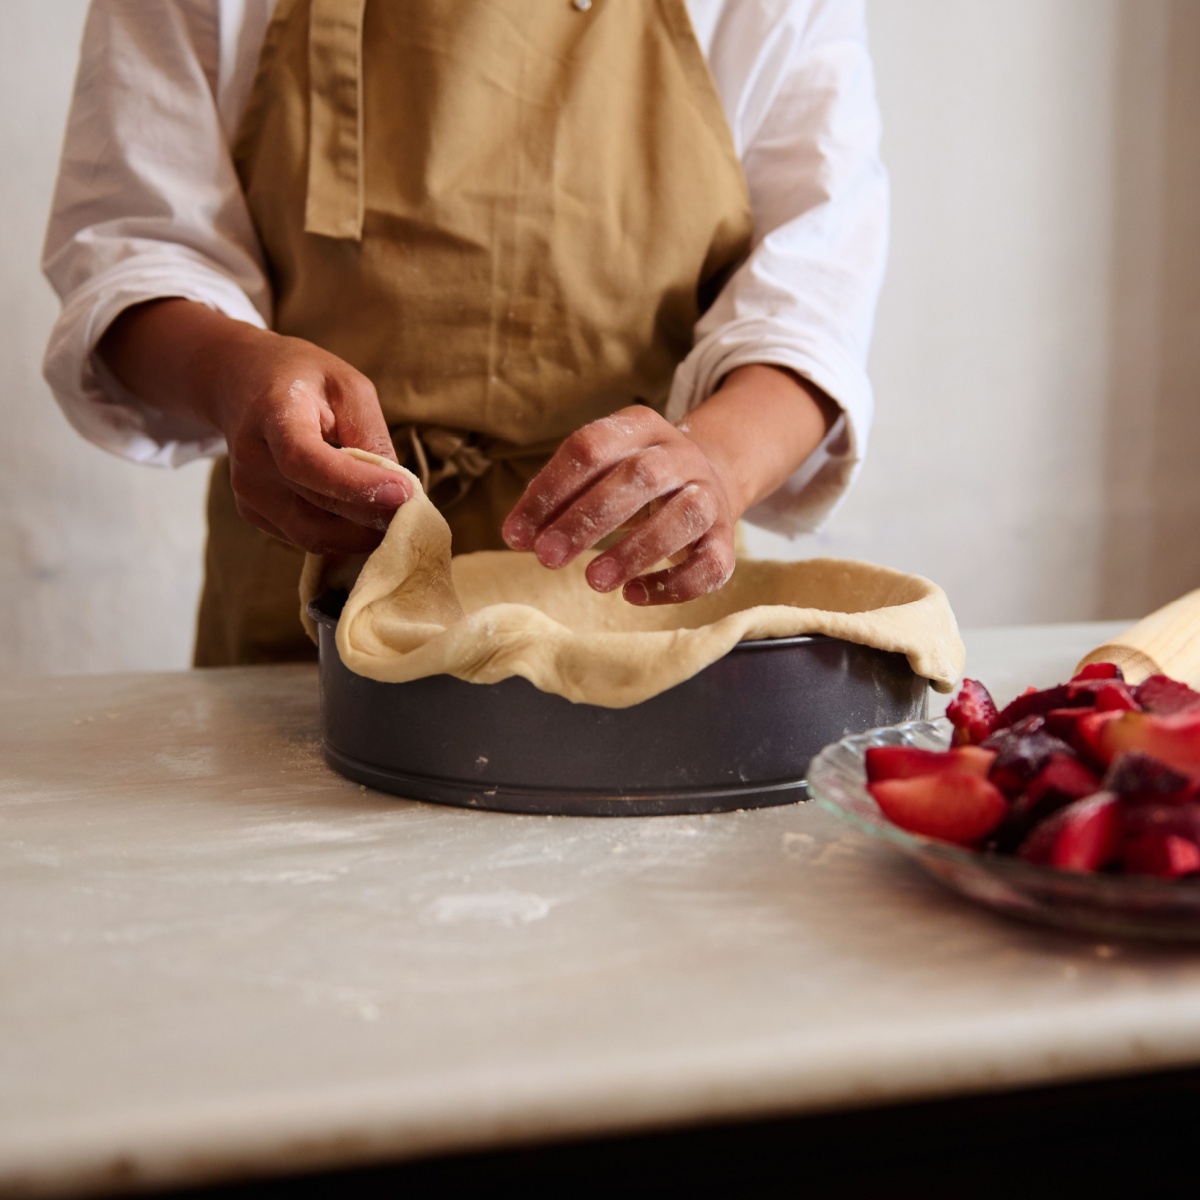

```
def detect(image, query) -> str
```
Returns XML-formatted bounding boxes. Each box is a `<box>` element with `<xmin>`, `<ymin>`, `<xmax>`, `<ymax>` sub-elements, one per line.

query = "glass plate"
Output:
<box><xmin>807</xmin><ymin>718</ymin><xmax>1200</xmax><ymax>941</ymax></box>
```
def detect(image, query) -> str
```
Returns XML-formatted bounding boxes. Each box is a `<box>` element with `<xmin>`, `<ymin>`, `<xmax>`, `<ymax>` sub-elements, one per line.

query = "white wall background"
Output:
<box><xmin>1</xmin><ymin>1</ymin><xmax>207</xmax><ymax>675</ymax></box>
<box><xmin>3</xmin><ymin>0</ymin><xmax>1199</xmax><ymax>676</ymax></box>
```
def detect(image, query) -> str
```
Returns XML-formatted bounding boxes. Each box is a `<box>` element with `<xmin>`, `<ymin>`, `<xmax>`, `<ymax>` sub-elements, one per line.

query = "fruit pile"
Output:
<box><xmin>865</xmin><ymin>664</ymin><xmax>1200</xmax><ymax>880</ymax></box>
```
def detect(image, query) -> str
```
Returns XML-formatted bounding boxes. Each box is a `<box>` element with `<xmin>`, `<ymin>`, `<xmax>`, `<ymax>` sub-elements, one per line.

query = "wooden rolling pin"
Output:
<box><xmin>1076</xmin><ymin>588</ymin><xmax>1200</xmax><ymax>687</ymax></box>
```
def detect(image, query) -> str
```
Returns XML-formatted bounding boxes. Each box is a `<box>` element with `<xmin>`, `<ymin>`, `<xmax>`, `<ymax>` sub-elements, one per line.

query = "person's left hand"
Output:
<box><xmin>501</xmin><ymin>406</ymin><xmax>738</xmax><ymax>605</ymax></box>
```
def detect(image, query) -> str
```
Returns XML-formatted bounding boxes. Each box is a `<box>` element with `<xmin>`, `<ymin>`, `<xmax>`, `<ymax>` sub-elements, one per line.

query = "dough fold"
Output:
<box><xmin>301</xmin><ymin>451</ymin><xmax>965</xmax><ymax>708</ymax></box>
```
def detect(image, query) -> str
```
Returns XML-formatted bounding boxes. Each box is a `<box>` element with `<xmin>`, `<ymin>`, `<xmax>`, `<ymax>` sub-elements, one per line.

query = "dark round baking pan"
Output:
<box><xmin>307</xmin><ymin>590</ymin><xmax>926</xmax><ymax>816</ymax></box>
<box><xmin>309</xmin><ymin>591</ymin><xmax>928</xmax><ymax>816</ymax></box>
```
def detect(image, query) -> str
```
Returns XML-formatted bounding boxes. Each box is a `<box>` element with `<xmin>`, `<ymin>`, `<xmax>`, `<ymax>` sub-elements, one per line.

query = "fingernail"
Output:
<box><xmin>536</xmin><ymin>531</ymin><xmax>571</xmax><ymax>568</ymax></box>
<box><xmin>623</xmin><ymin>580</ymin><xmax>649</xmax><ymax>605</ymax></box>
<box><xmin>588</xmin><ymin>558</ymin><xmax>622</xmax><ymax>592</ymax></box>
<box><xmin>375</xmin><ymin>480</ymin><xmax>409</xmax><ymax>507</ymax></box>
<box><xmin>504</xmin><ymin>516</ymin><xmax>534</xmax><ymax>550</ymax></box>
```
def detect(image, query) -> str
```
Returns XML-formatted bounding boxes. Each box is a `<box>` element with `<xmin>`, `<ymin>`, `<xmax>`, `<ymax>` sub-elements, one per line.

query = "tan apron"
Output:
<box><xmin>195</xmin><ymin>0</ymin><xmax>753</xmax><ymax>666</ymax></box>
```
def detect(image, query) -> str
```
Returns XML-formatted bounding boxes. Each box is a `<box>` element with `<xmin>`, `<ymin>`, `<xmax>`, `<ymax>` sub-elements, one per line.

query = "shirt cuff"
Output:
<box><xmin>43</xmin><ymin>257</ymin><xmax>268</xmax><ymax>468</ymax></box>
<box><xmin>665</xmin><ymin>331</ymin><xmax>873</xmax><ymax>537</ymax></box>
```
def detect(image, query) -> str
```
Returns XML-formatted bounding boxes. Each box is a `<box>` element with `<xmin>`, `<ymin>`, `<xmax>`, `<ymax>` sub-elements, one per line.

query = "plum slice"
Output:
<box><xmin>1072</xmin><ymin>662</ymin><xmax>1124</xmax><ymax>682</ymax></box>
<box><xmin>868</xmin><ymin>772</ymin><xmax>1009</xmax><ymax>847</ymax></box>
<box><xmin>983</xmin><ymin>713</ymin><xmax>1047</xmax><ymax>752</ymax></box>
<box><xmin>987</xmin><ymin>729</ymin><xmax>1076</xmax><ymax>798</ymax></box>
<box><xmin>1122</xmin><ymin>801</ymin><xmax>1200</xmax><ymax>844</ymax></box>
<box><xmin>993</xmin><ymin>684</ymin><xmax>1080</xmax><ymax>731</ymax></box>
<box><xmin>1021</xmin><ymin>754</ymin><xmax>1100</xmax><ymax>809</ymax></box>
<box><xmin>1098</xmin><ymin>710</ymin><xmax>1200</xmax><ymax>776</ymax></box>
<box><xmin>987</xmin><ymin>753</ymin><xmax>1101</xmax><ymax>853</ymax></box>
<box><xmin>1074</xmin><ymin>680</ymin><xmax>1139</xmax><ymax>712</ymax></box>
<box><xmin>1123</xmin><ymin>834</ymin><xmax>1200</xmax><ymax>879</ymax></box>
<box><xmin>991</xmin><ymin>674</ymin><xmax>1140</xmax><ymax>734</ymax></box>
<box><xmin>1134</xmin><ymin>674</ymin><xmax>1200</xmax><ymax>716</ymax></box>
<box><xmin>1068</xmin><ymin>709</ymin><xmax>1128</xmax><ymax>768</ymax></box>
<box><xmin>1017</xmin><ymin>793</ymin><xmax>1122</xmax><ymax>873</ymax></box>
<box><xmin>865</xmin><ymin>744</ymin><xmax>995</xmax><ymax>783</ymax></box>
<box><xmin>946</xmin><ymin>679</ymin><xmax>999</xmax><ymax>745</ymax></box>
<box><xmin>1103</xmin><ymin>751</ymin><xmax>1194</xmax><ymax>805</ymax></box>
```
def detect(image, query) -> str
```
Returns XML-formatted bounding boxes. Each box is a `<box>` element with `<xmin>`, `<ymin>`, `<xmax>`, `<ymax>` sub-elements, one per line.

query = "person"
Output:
<box><xmin>43</xmin><ymin>0</ymin><xmax>888</xmax><ymax>667</ymax></box>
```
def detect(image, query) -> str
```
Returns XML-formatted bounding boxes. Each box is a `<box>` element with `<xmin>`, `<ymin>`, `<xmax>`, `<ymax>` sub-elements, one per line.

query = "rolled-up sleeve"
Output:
<box><xmin>668</xmin><ymin>0</ymin><xmax>889</xmax><ymax>535</ymax></box>
<box><xmin>42</xmin><ymin>0</ymin><xmax>271</xmax><ymax>467</ymax></box>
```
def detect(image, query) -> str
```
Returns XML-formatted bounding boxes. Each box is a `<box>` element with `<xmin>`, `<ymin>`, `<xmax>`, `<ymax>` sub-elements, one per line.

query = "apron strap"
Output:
<box><xmin>392</xmin><ymin>425</ymin><xmax>564</xmax><ymax>512</ymax></box>
<box><xmin>305</xmin><ymin>0</ymin><xmax>367</xmax><ymax>240</ymax></box>
<box><xmin>397</xmin><ymin>425</ymin><xmax>494</xmax><ymax>510</ymax></box>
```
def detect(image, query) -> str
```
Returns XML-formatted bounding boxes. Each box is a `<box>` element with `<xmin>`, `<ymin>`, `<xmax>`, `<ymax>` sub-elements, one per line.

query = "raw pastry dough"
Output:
<box><xmin>301</xmin><ymin>451</ymin><xmax>965</xmax><ymax>708</ymax></box>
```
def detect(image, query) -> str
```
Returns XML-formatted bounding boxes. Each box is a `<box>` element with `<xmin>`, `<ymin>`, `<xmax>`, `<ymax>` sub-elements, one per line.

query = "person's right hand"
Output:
<box><xmin>100</xmin><ymin>299</ymin><xmax>409</xmax><ymax>554</ymax></box>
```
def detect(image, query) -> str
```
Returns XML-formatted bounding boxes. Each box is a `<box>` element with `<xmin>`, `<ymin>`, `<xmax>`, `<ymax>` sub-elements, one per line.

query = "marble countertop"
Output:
<box><xmin>4</xmin><ymin>622</ymin><xmax>1200</xmax><ymax>1197</ymax></box>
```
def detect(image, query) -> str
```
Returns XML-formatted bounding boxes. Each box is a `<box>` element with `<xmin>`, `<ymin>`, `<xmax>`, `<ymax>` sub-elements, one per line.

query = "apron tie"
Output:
<box><xmin>392</xmin><ymin>425</ymin><xmax>566</xmax><ymax>513</ymax></box>
<box><xmin>305</xmin><ymin>0</ymin><xmax>367</xmax><ymax>240</ymax></box>
<box><xmin>394</xmin><ymin>425</ymin><xmax>495</xmax><ymax>512</ymax></box>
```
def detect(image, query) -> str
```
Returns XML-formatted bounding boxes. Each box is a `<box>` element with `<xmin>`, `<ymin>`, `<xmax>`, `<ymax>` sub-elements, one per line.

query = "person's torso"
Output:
<box><xmin>232</xmin><ymin>0</ymin><xmax>754</xmax><ymax>445</ymax></box>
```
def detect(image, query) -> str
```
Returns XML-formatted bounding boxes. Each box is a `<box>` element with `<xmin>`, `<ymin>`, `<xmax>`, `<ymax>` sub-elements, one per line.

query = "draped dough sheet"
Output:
<box><xmin>300</xmin><ymin>451</ymin><xmax>965</xmax><ymax>708</ymax></box>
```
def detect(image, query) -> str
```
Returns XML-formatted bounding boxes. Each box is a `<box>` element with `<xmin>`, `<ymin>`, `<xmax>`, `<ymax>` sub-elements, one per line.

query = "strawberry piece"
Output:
<box><xmin>1103</xmin><ymin>751</ymin><xmax>1194</xmax><ymax>805</ymax></box>
<box><xmin>865</xmin><ymin>745</ymin><xmax>996</xmax><ymax>783</ymax></box>
<box><xmin>946</xmin><ymin>679</ymin><xmax>999</xmax><ymax>745</ymax></box>
<box><xmin>1098</xmin><ymin>711</ymin><xmax>1200</xmax><ymax>776</ymax></box>
<box><xmin>869</xmin><ymin>772</ymin><xmax>1009</xmax><ymax>846</ymax></box>
<box><xmin>1017</xmin><ymin>793</ymin><xmax>1122</xmax><ymax>873</ymax></box>
<box><xmin>1072</xmin><ymin>662</ymin><xmax>1124</xmax><ymax>682</ymax></box>
<box><xmin>1134</xmin><ymin>674</ymin><xmax>1200</xmax><ymax>716</ymax></box>
<box><xmin>1123</xmin><ymin>833</ymin><xmax>1200</xmax><ymax>879</ymax></box>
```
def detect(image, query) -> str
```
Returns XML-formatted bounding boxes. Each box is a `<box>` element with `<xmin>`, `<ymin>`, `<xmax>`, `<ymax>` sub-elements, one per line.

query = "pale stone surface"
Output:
<box><xmin>4</xmin><ymin>623</ymin><xmax>1200</xmax><ymax>1198</ymax></box>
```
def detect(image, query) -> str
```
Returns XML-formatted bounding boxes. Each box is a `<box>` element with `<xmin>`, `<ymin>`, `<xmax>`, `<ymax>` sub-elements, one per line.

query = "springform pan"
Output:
<box><xmin>309</xmin><ymin>591</ymin><xmax>929</xmax><ymax>816</ymax></box>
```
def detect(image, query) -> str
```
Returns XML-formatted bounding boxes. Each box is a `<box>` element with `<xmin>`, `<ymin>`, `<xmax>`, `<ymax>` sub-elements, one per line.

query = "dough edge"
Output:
<box><xmin>300</xmin><ymin>450</ymin><xmax>966</xmax><ymax>708</ymax></box>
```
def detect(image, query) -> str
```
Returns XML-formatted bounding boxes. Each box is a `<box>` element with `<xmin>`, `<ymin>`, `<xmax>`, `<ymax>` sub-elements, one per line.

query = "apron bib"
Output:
<box><xmin>195</xmin><ymin>0</ymin><xmax>753</xmax><ymax>666</ymax></box>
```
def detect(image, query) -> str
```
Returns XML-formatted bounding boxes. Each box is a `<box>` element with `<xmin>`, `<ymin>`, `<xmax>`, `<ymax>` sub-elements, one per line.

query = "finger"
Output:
<box><xmin>233</xmin><ymin>499</ymin><xmax>293</xmax><ymax>547</ymax></box>
<box><xmin>530</xmin><ymin>445</ymin><xmax>681</xmax><ymax>568</ymax></box>
<box><xmin>263</xmin><ymin>393</ymin><xmax>410</xmax><ymax>510</ymax></box>
<box><xmin>324</xmin><ymin>369</ymin><xmax>398</xmax><ymax>463</ymax></box>
<box><xmin>233</xmin><ymin>454</ymin><xmax>391</xmax><ymax>534</ymax></box>
<box><xmin>277</xmin><ymin>491</ymin><xmax>386</xmax><ymax>556</ymax></box>
<box><xmin>291</xmin><ymin>480</ymin><xmax>395</xmax><ymax>532</ymax></box>
<box><xmin>583</xmin><ymin>484</ymin><xmax>717</xmax><ymax>592</ymax></box>
<box><xmin>239</xmin><ymin>476</ymin><xmax>385</xmax><ymax>556</ymax></box>
<box><xmin>622</xmin><ymin>530</ymin><xmax>736</xmax><ymax>606</ymax></box>
<box><xmin>502</xmin><ymin>408</ymin><xmax>661</xmax><ymax>549</ymax></box>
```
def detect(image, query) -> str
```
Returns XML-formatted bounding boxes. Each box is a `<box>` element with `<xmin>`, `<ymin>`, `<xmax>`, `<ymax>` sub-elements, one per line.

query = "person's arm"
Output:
<box><xmin>504</xmin><ymin>0</ymin><xmax>886</xmax><ymax>602</ymax></box>
<box><xmin>45</xmin><ymin>1</ymin><xmax>404</xmax><ymax>552</ymax></box>
<box><xmin>676</xmin><ymin>0</ymin><xmax>892</xmax><ymax>535</ymax></box>
<box><xmin>673</xmin><ymin>0</ymin><xmax>888</xmax><ymax>536</ymax></box>
<box><xmin>99</xmin><ymin>299</ymin><xmax>408</xmax><ymax>554</ymax></box>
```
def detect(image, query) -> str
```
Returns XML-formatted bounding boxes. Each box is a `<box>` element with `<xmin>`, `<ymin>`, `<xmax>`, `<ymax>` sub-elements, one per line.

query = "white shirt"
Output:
<box><xmin>42</xmin><ymin>0</ymin><xmax>887</xmax><ymax>536</ymax></box>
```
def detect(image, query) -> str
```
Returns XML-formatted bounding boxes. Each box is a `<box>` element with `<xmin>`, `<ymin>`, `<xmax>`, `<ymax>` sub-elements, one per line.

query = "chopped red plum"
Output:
<box><xmin>1016</xmin><ymin>793</ymin><xmax>1122</xmax><ymax>873</ymax></box>
<box><xmin>864</xmin><ymin>664</ymin><xmax>1200</xmax><ymax>881</ymax></box>
<box><xmin>1133</xmin><ymin>674</ymin><xmax>1200</xmax><ymax>716</ymax></box>
<box><xmin>869</xmin><ymin>773</ymin><xmax>1009</xmax><ymax>847</ymax></box>
<box><xmin>946</xmin><ymin>679</ymin><xmax>999</xmax><ymax>746</ymax></box>
<box><xmin>865</xmin><ymin>744</ymin><xmax>995</xmax><ymax>783</ymax></box>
